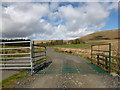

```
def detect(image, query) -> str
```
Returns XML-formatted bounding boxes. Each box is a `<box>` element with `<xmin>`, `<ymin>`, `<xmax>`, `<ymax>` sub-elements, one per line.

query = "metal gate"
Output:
<box><xmin>91</xmin><ymin>43</ymin><xmax>111</xmax><ymax>73</ymax></box>
<box><xmin>0</xmin><ymin>40</ymin><xmax>32</xmax><ymax>69</ymax></box>
<box><xmin>0</xmin><ymin>40</ymin><xmax>46</xmax><ymax>74</ymax></box>
<box><xmin>91</xmin><ymin>43</ymin><xmax>120</xmax><ymax>74</ymax></box>
<box><xmin>32</xmin><ymin>41</ymin><xmax>46</xmax><ymax>73</ymax></box>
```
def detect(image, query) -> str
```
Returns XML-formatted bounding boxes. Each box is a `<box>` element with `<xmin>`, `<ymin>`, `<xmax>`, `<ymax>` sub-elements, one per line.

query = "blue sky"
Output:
<box><xmin>103</xmin><ymin>9</ymin><xmax>118</xmax><ymax>30</ymax></box>
<box><xmin>1</xmin><ymin>2</ymin><xmax>118</xmax><ymax>40</ymax></box>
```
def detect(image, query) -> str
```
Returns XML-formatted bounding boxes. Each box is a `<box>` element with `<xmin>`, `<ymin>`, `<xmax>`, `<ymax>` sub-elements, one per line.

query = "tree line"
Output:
<box><xmin>37</xmin><ymin>39</ymin><xmax>85</xmax><ymax>46</ymax></box>
<box><xmin>0</xmin><ymin>39</ymin><xmax>30</xmax><ymax>46</ymax></box>
<box><xmin>0</xmin><ymin>38</ymin><xmax>85</xmax><ymax>46</ymax></box>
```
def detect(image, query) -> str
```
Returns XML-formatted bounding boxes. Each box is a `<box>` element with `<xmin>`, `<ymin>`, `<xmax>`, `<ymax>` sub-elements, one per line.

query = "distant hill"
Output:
<box><xmin>35</xmin><ymin>29</ymin><xmax>119</xmax><ymax>45</ymax></box>
<box><xmin>77</xmin><ymin>29</ymin><xmax>119</xmax><ymax>41</ymax></box>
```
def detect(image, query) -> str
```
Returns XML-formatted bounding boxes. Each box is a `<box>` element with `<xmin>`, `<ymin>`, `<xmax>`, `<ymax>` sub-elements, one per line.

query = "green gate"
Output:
<box><xmin>91</xmin><ymin>43</ymin><xmax>120</xmax><ymax>75</ymax></box>
<box><xmin>91</xmin><ymin>43</ymin><xmax>111</xmax><ymax>73</ymax></box>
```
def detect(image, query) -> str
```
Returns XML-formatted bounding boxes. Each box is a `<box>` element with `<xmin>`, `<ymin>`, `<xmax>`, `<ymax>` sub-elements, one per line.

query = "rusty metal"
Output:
<box><xmin>91</xmin><ymin>43</ymin><xmax>111</xmax><ymax>73</ymax></box>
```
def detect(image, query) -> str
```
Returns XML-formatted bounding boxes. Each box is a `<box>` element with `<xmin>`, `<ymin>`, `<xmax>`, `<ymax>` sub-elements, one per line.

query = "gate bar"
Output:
<box><xmin>108</xmin><ymin>43</ymin><xmax>111</xmax><ymax>73</ymax></box>
<box><xmin>0</xmin><ymin>47</ymin><xmax>30</xmax><ymax>49</ymax></box>
<box><xmin>0</xmin><ymin>41</ymin><xmax>31</xmax><ymax>44</ymax></box>
<box><xmin>30</xmin><ymin>41</ymin><xmax>34</xmax><ymax>75</ymax></box>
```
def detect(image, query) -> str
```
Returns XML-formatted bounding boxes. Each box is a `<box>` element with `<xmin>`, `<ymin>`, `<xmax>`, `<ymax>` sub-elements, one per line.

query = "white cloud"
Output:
<box><xmin>2</xmin><ymin>2</ymin><xmax>50</xmax><ymax>38</ymax></box>
<box><xmin>56</xmin><ymin>2</ymin><xmax>110</xmax><ymax>39</ymax></box>
<box><xmin>1</xmin><ymin>2</ymin><xmax>118</xmax><ymax>40</ymax></box>
<box><xmin>0</xmin><ymin>2</ymin><xmax>2</xmax><ymax>39</ymax></box>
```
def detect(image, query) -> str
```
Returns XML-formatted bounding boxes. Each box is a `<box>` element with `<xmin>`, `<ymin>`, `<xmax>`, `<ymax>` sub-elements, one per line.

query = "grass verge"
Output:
<box><xmin>1</xmin><ymin>70</ymin><xmax>28</xmax><ymax>88</ymax></box>
<box><xmin>35</xmin><ymin>57</ymin><xmax>47</xmax><ymax>64</ymax></box>
<box><xmin>50</xmin><ymin>42</ymin><xmax>105</xmax><ymax>49</ymax></box>
<box><xmin>55</xmin><ymin>48</ymin><xmax>90</xmax><ymax>61</ymax></box>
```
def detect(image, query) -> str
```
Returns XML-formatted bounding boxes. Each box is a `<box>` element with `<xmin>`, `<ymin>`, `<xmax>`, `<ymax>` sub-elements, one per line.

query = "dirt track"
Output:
<box><xmin>18</xmin><ymin>48</ymin><xmax>118</xmax><ymax>88</ymax></box>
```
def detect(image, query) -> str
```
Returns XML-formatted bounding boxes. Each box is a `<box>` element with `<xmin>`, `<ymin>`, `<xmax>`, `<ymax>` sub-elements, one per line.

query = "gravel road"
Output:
<box><xmin>18</xmin><ymin>48</ymin><xmax>118</xmax><ymax>88</ymax></box>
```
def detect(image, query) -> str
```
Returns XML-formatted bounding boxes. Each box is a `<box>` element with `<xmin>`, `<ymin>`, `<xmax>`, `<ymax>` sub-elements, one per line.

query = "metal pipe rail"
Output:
<box><xmin>32</xmin><ymin>41</ymin><xmax>46</xmax><ymax>73</ymax></box>
<box><xmin>0</xmin><ymin>64</ymin><xmax>31</xmax><ymax>66</ymax></box>
<box><xmin>0</xmin><ymin>40</ymin><xmax>47</xmax><ymax>74</ymax></box>
<box><xmin>91</xmin><ymin>43</ymin><xmax>111</xmax><ymax>73</ymax></box>
<box><xmin>0</xmin><ymin>47</ymin><xmax>30</xmax><ymax>49</ymax></box>
<box><xmin>33</xmin><ymin>56</ymin><xmax>46</xmax><ymax>63</ymax></box>
<box><xmin>0</xmin><ymin>40</ymin><xmax>32</xmax><ymax>71</ymax></box>
<box><xmin>0</xmin><ymin>53</ymin><xmax>31</xmax><ymax>56</ymax></box>
<box><xmin>0</xmin><ymin>60</ymin><xmax>31</xmax><ymax>63</ymax></box>
<box><xmin>0</xmin><ymin>67</ymin><xmax>31</xmax><ymax>69</ymax></box>
<box><xmin>0</xmin><ymin>57</ymin><xmax>31</xmax><ymax>60</ymax></box>
<box><xmin>0</xmin><ymin>41</ymin><xmax>31</xmax><ymax>44</ymax></box>
<box><xmin>96</xmin><ymin>53</ymin><xmax>119</xmax><ymax>74</ymax></box>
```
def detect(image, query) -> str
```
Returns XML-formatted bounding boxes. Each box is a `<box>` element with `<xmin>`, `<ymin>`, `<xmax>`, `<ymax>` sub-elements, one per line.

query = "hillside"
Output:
<box><xmin>78</xmin><ymin>29</ymin><xmax>119</xmax><ymax>41</ymax></box>
<box><xmin>34</xmin><ymin>29</ymin><xmax>119</xmax><ymax>45</ymax></box>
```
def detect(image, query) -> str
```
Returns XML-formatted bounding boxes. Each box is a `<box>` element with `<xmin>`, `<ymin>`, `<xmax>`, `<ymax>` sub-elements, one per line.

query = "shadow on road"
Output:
<box><xmin>33</xmin><ymin>61</ymin><xmax>52</xmax><ymax>73</ymax></box>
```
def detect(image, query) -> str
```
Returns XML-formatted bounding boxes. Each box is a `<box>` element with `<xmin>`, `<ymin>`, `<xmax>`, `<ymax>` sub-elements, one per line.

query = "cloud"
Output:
<box><xmin>56</xmin><ymin>2</ymin><xmax>110</xmax><ymax>39</ymax></box>
<box><xmin>0</xmin><ymin>2</ymin><xmax>2</xmax><ymax>39</ymax></box>
<box><xmin>2</xmin><ymin>2</ymin><xmax>50</xmax><ymax>38</ymax></box>
<box><xmin>1</xmin><ymin>2</ymin><xmax>118</xmax><ymax>40</ymax></box>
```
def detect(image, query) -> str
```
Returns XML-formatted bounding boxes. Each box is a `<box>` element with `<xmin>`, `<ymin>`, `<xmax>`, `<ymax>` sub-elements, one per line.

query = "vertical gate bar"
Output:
<box><xmin>105</xmin><ymin>57</ymin><xmax>108</xmax><ymax>69</ymax></box>
<box><xmin>97</xmin><ymin>55</ymin><xmax>99</xmax><ymax>65</ymax></box>
<box><xmin>118</xmin><ymin>28</ymin><xmax>120</xmax><ymax>75</ymax></box>
<box><xmin>32</xmin><ymin>41</ymin><xmax>35</xmax><ymax>72</ymax></box>
<box><xmin>30</xmin><ymin>41</ymin><xmax>33</xmax><ymax>75</ymax></box>
<box><xmin>108</xmin><ymin>43</ymin><xmax>111</xmax><ymax>73</ymax></box>
<box><xmin>4</xmin><ymin>43</ymin><xmax>5</xmax><ymax>68</ymax></box>
<box><xmin>45</xmin><ymin>47</ymin><xmax>46</xmax><ymax>56</ymax></box>
<box><xmin>91</xmin><ymin>45</ymin><xmax>93</xmax><ymax>63</ymax></box>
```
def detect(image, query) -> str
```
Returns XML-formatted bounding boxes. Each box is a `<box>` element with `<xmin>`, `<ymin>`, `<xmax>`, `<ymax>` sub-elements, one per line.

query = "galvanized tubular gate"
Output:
<box><xmin>32</xmin><ymin>41</ymin><xmax>46</xmax><ymax>73</ymax></box>
<box><xmin>0</xmin><ymin>40</ymin><xmax>46</xmax><ymax>74</ymax></box>
<box><xmin>0</xmin><ymin>40</ymin><xmax>32</xmax><ymax>70</ymax></box>
<box><xmin>91</xmin><ymin>43</ymin><xmax>120</xmax><ymax>74</ymax></box>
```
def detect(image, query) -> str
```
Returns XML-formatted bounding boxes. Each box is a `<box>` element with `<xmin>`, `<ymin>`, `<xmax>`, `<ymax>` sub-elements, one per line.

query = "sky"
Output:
<box><xmin>0</xmin><ymin>1</ymin><xmax>118</xmax><ymax>40</ymax></box>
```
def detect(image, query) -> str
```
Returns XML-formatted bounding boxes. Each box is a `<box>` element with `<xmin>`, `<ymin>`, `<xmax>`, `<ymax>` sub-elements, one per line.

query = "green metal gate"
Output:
<box><xmin>91</xmin><ymin>43</ymin><xmax>120</xmax><ymax>75</ymax></box>
<box><xmin>91</xmin><ymin>43</ymin><xmax>111</xmax><ymax>73</ymax></box>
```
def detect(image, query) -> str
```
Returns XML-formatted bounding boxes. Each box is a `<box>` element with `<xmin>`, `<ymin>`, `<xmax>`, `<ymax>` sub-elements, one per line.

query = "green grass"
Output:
<box><xmin>1</xmin><ymin>70</ymin><xmax>28</xmax><ymax>88</ymax></box>
<box><xmin>50</xmin><ymin>42</ymin><xmax>105</xmax><ymax>49</ymax></box>
<box><xmin>0</xmin><ymin>55</ymin><xmax>30</xmax><ymax>61</ymax></box>
<box><xmin>35</xmin><ymin>57</ymin><xmax>47</xmax><ymax>64</ymax></box>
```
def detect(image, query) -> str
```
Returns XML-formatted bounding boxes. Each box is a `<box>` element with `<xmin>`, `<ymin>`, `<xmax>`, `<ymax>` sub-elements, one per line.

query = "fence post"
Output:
<box><xmin>108</xmin><ymin>43</ymin><xmax>111</xmax><ymax>73</ymax></box>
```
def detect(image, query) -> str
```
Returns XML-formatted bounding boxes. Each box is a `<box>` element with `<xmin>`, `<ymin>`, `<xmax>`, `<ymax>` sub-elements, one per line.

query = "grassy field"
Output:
<box><xmin>50</xmin><ymin>42</ymin><xmax>105</xmax><ymax>49</ymax></box>
<box><xmin>52</xmin><ymin>39</ymin><xmax>119</xmax><ymax>74</ymax></box>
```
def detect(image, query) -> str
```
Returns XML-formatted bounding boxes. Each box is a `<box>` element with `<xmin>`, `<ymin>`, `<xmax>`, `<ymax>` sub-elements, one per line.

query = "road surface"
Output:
<box><xmin>18</xmin><ymin>48</ymin><xmax>118</xmax><ymax>88</ymax></box>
